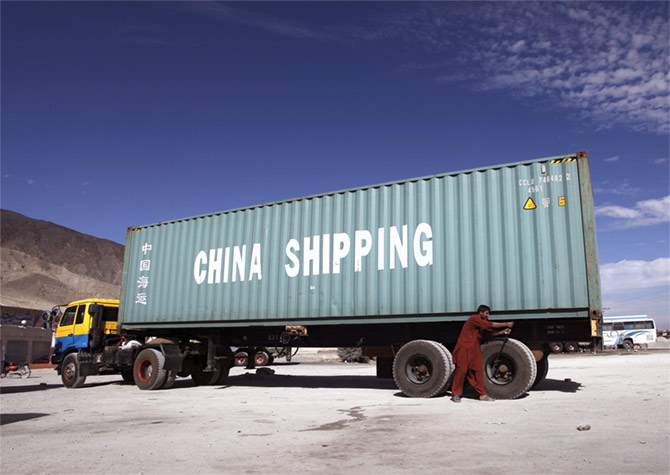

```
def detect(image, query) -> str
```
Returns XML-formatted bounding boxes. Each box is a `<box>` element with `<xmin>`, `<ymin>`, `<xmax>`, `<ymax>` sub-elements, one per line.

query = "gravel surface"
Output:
<box><xmin>1</xmin><ymin>350</ymin><xmax>669</xmax><ymax>474</ymax></box>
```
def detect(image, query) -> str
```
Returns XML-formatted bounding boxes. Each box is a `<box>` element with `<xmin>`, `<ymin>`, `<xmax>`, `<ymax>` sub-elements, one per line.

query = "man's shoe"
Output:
<box><xmin>479</xmin><ymin>395</ymin><xmax>495</xmax><ymax>402</ymax></box>
<box><xmin>451</xmin><ymin>395</ymin><xmax>461</xmax><ymax>403</ymax></box>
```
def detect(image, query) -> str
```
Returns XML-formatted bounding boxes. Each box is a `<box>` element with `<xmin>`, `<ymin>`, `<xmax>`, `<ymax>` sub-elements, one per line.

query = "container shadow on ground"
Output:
<box><xmin>192</xmin><ymin>373</ymin><xmax>399</xmax><ymax>391</ymax></box>
<box><xmin>0</xmin><ymin>413</ymin><xmax>50</xmax><ymax>426</ymax></box>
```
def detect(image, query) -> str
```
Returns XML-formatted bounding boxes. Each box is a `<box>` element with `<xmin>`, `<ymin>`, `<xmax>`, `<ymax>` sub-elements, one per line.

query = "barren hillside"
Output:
<box><xmin>1</xmin><ymin>209</ymin><xmax>124</xmax><ymax>310</ymax></box>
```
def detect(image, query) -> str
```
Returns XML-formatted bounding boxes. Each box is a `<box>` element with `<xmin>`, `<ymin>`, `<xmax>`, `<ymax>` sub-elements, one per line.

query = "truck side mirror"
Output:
<box><xmin>89</xmin><ymin>304</ymin><xmax>101</xmax><ymax>315</ymax></box>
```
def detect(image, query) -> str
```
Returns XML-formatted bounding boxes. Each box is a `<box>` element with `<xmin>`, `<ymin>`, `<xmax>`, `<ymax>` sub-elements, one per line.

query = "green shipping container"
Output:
<box><xmin>119</xmin><ymin>151</ymin><xmax>601</xmax><ymax>330</ymax></box>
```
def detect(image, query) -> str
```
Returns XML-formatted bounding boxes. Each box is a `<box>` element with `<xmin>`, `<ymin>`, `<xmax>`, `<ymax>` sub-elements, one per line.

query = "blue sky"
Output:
<box><xmin>2</xmin><ymin>2</ymin><xmax>669</xmax><ymax>327</ymax></box>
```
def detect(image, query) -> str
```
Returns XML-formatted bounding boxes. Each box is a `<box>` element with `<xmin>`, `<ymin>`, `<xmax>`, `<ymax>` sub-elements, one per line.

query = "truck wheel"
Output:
<box><xmin>254</xmin><ymin>350</ymin><xmax>270</xmax><ymax>366</ymax></box>
<box><xmin>532</xmin><ymin>356</ymin><xmax>549</xmax><ymax>388</ymax></box>
<box><xmin>481</xmin><ymin>338</ymin><xmax>537</xmax><ymax>399</ymax></box>
<box><xmin>161</xmin><ymin>371</ymin><xmax>177</xmax><ymax>389</ymax></box>
<box><xmin>234</xmin><ymin>351</ymin><xmax>248</xmax><ymax>367</ymax></box>
<box><xmin>393</xmin><ymin>340</ymin><xmax>453</xmax><ymax>398</ymax></box>
<box><xmin>565</xmin><ymin>342</ymin><xmax>578</xmax><ymax>352</ymax></box>
<box><xmin>61</xmin><ymin>353</ymin><xmax>86</xmax><ymax>388</ymax></box>
<box><xmin>550</xmin><ymin>342</ymin><xmax>563</xmax><ymax>353</ymax></box>
<box><xmin>134</xmin><ymin>348</ymin><xmax>167</xmax><ymax>390</ymax></box>
<box><xmin>622</xmin><ymin>340</ymin><xmax>634</xmax><ymax>350</ymax></box>
<box><xmin>192</xmin><ymin>361</ymin><xmax>222</xmax><ymax>386</ymax></box>
<box><xmin>121</xmin><ymin>368</ymin><xmax>134</xmax><ymax>384</ymax></box>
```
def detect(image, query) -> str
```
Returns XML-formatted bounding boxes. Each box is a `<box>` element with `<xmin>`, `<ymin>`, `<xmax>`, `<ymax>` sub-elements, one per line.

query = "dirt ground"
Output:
<box><xmin>1</xmin><ymin>347</ymin><xmax>669</xmax><ymax>475</ymax></box>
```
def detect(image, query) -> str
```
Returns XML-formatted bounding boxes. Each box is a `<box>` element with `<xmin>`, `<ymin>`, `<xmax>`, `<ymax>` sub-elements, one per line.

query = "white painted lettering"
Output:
<box><xmin>285</xmin><ymin>239</ymin><xmax>300</xmax><ymax>277</ymax></box>
<box><xmin>249</xmin><ymin>243</ymin><xmax>262</xmax><ymax>281</ymax></box>
<box><xmin>207</xmin><ymin>248</ymin><xmax>223</xmax><ymax>284</ymax></box>
<box><xmin>332</xmin><ymin>233</ymin><xmax>351</xmax><ymax>274</ymax></box>
<box><xmin>303</xmin><ymin>236</ymin><xmax>320</xmax><ymax>276</ymax></box>
<box><xmin>354</xmin><ymin>230</ymin><xmax>372</xmax><ymax>272</ymax></box>
<box><xmin>389</xmin><ymin>225</ymin><xmax>408</xmax><ymax>269</ymax></box>
<box><xmin>194</xmin><ymin>250</ymin><xmax>207</xmax><ymax>285</ymax></box>
<box><xmin>413</xmin><ymin>222</ymin><xmax>433</xmax><ymax>267</ymax></box>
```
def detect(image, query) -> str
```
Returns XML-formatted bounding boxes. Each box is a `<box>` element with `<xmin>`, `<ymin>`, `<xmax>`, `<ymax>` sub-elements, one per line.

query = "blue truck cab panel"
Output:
<box><xmin>52</xmin><ymin>298</ymin><xmax>119</xmax><ymax>363</ymax></box>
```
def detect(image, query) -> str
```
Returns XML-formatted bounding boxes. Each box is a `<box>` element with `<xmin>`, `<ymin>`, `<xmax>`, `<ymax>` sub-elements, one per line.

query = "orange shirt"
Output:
<box><xmin>452</xmin><ymin>314</ymin><xmax>494</xmax><ymax>370</ymax></box>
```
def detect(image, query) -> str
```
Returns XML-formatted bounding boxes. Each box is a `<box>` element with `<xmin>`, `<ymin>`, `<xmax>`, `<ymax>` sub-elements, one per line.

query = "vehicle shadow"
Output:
<box><xmin>0</xmin><ymin>413</ymin><xmax>50</xmax><ymax>425</ymax></box>
<box><xmin>532</xmin><ymin>378</ymin><xmax>582</xmax><ymax>393</ymax></box>
<box><xmin>0</xmin><ymin>384</ymin><xmax>63</xmax><ymax>395</ymax></box>
<box><xmin>176</xmin><ymin>373</ymin><xmax>398</xmax><ymax>391</ymax></box>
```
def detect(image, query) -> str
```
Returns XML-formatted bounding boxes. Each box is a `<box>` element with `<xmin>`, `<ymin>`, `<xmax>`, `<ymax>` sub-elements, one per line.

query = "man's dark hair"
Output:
<box><xmin>477</xmin><ymin>304</ymin><xmax>491</xmax><ymax>314</ymax></box>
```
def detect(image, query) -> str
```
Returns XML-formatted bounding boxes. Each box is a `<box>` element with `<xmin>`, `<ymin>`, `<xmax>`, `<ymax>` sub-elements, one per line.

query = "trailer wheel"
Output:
<box><xmin>482</xmin><ymin>338</ymin><xmax>536</xmax><ymax>399</ymax></box>
<box><xmin>234</xmin><ymin>351</ymin><xmax>248</xmax><ymax>367</ymax></box>
<box><xmin>254</xmin><ymin>350</ymin><xmax>270</xmax><ymax>366</ymax></box>
<box><xmin>121</xmin><ymin>368</ymin><xmax>134</xmax><ymax>384</ymax></box>
<box><xmin>532</xmin><ymin>356</ymin><xmax>549</xmax><ymax>389</ymax></box>
<box><xmin>565</xmin><ymin>341</ymin><xmax>578</xmax><ymax>352</ymax></box>
<box><xmin>393</xmin><ymin>340</ymin><xmax>453</xmax><ymax>398</ymax></box>
<box><xmin>133</xmin><ymin>348</ymin><xmax>167</xmax><ymax>390</ymax></box>
<box><xmin>622</xmin><ymin>339</ymin><xmax>634</xmax><ymax>350</ymax></box>
<box><xmin>550</xmin><ymin>342</ymin><xmax>564</xmax><ymax>353</ymax></box>
<box><xmin>161</xmin><ymin>371</ymin><xmax>177</xmax><ymax>389</ymax></box>
<box><xmin>192</xmin><ymin>360</ymin><xmax>223</xmax><ymax>386</ymax></box>
<box><xmin>61</xmin><ymin>353</ymin><xmax>86</xmax><ymax>388</ymax></box>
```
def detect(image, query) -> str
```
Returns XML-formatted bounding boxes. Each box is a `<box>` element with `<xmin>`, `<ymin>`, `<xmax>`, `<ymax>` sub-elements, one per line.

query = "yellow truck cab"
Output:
<box><xmin>52</xmin><ymin>299</ymin><xmax>120</xmax><ymax>386</ymax></box>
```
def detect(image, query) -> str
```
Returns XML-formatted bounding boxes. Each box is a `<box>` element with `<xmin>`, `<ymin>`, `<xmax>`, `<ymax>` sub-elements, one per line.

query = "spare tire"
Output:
<box><xmin>481</xmin><ymin>338</ymin><xmax>536</xmax><ymax>399</ymax></box>
<box><xmin>393</xmin><ymin>340</ymin><xmax>453</xmax><ymax>398</ymax></box>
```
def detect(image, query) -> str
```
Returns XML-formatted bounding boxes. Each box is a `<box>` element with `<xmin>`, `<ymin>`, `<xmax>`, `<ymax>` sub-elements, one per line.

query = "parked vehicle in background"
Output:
<box><xmin>49</xmin><ymin>151</ymin><xmax>602</xmax><ymax>399</ymax></box>
<box><xmin>1</xmin><ymin>360</ymin><xmax>31</xmax><ymax>378</ymax></box>
<box><xmin>603</xmin><ymin>316</ymin><xmax>657</xmax><ymax>350</ymax></box>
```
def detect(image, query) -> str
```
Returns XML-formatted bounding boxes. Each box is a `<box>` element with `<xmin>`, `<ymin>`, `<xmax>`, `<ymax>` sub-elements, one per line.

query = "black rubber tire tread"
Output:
<box><xmin>622</xmin><ymin>340</ymin><xmax>634</xmax><ymax>350</ymax></box>
<box><xmin>61</xmin><ymin>353</ymin><xmax>87</xmax><ymax>388</ymax></box>
<box><xmin>215</xmin><ymin>362</ymin><xmax>231</xmax><ymax>385</ymax></box>
<box><xmin>254</xmin><ymin>350</ymin><xmax>270</xmax><ymax>366</ymax></box>
<box><xmin>433</xmin><ymin>341</ymin><xmax>455</xmax><ymax>395</ymax></box>
<box><xmin>481</xmin><ymin>338</ymin><xmax>537</xmax><ymax>399</ymax></box>
<box><xmin>565</xmin><ymin>342</ymin><xmax>578</xmax><ymax>352</ymax></box>
<box><xmin>192</xmin><ymin>360</ymin><xmax>222</xmax><ymax>386</ymax></box>
<box><xmin>393</xmin><ymin>340</ymin><xmax>453</xmax><ymax>398</ymax></box>
<box><xmin>532</xmin><ymin>356</ymin><xmax>549</xmax><ymax>389</ymax></box>
<box><xmin>161</xmin><ymin>371</ymin><xmax>177</xmax><ymax>389</ymax></box>
<box><xmin>133</xmin><ymin>348</ymin><xmax>167</xmax><ymax>390</ymax></box>
<box><xmin>121</xmin><ymin>368</ymin><xmax>134</xmax><ymax>383</ymax></box>
<box><xmin>550</xmin><ymin>342</ymin><xmax>564</xmax><ymax>353</ymax></box>
<box><xmin>234</xmin><ymin>351</ymin><xmax>248</xmax><ymax>367</ymax></box>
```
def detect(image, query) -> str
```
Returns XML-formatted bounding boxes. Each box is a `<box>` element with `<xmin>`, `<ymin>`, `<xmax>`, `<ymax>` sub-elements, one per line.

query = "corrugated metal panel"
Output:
<box><xmin>120</xmin><ymin>152</ymin><xmax>598</xmax><ymax>328</ymax></box>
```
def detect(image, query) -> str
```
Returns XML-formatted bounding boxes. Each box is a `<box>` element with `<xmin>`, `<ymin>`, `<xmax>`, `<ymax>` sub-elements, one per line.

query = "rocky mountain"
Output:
<box><xmin>1</xmin><ymin>209</ymin><xmax>124</xmax><ymax>310</ymax></box>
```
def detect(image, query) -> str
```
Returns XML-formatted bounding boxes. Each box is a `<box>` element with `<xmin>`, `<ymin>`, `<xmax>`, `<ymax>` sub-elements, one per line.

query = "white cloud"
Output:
<box><xmin>596</xmin><ymin>196</ymin><xmax>670</xmax><ymax>229</ymax></box>
<box><xmin>604</xmin><ymin>155</ymin><xmax>620</xmax><ymax>163</ymax></box>
<box><xmin>654</xmin><ymin>158</ymin><xmax>668</xmax><ymax>164</ymax></box>
<box><xmin>600</xmin><ymin>258</ymin><xmax>670</xmax><ymax>293</ymax></box>
<box><xmin>388</xmin><ymin>3</ymin><xmax>669</xmax><ymax>134</ymax></box>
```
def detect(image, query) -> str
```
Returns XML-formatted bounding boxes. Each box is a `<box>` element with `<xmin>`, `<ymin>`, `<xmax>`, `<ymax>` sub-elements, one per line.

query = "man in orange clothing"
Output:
<box><xmin>451</xmin><ymin>305</ymin><xmax>514</xmax><ymax>403</ymax></box>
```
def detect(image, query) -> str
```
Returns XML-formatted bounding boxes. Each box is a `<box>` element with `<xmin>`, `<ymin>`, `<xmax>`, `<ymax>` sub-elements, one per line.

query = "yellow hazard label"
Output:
<box><xmin>559</xmin><ymin>196</ymin><xmax>566</xmax><ymax>206</ymax></box>
<box><xmin>524</xmin><ymin>198</ymin><xmax>537</xmax><ymax>210</ymax></box>
<box><xmin>550</xmin><ymin>158</ymin><xmax>577</xmax><ymax>164</ymax></box>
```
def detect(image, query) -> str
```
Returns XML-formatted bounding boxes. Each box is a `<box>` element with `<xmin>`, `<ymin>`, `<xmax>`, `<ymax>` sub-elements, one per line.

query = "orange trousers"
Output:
<box><xmin>451</xmin><ymin>364</ymin><xmax>486</xmax><ymax>397</ymax></box>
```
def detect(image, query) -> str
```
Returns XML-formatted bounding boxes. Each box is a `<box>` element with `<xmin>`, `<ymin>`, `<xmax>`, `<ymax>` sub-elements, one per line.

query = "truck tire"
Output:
<box><xmin>481</xmin><ymin>338</ymin><xmax>536</xmax><ymax>399</ymax></box>
<box><xmin>532</xmin><ymin>356</ymin><xmax>549</xmax><ymax>388</ymax></box>
<box><xmin>622</xmin><ymin>339</ymin><xmax>634</xmax><ymax>350</ymax></box>
<box><xmin>61</xmin><ymin>353</ymin><xmax>87</xmax><ymax>388</ymax></box>
<box><xmin>192</xmin><ymin>360</ymin><xmax>223</xmax><ymax>386</ymax></box>
<box><xmin>134</xmin><ymin>348</ymin><xmax>167</xmax><ymax>390</ymax></box>
<box><xmin>161</xmin><ymin>371</ymin><xmax>177</xmax><ymax>389</ymax></box>
<box><xmin>393</xmin><ymin>340</ymin><xmax>453</xmax><ymax>398</ymax></box>
<box><xmin>550</xmin><ymin>342</ymin><xmax>564</xmax><ymax>353</ymax></box>
<box><xmin>121</xmin><ymin>368</ymin><xmax>134</xmax><ymax>384</ymax></box>
<box><xmin>565</xmin><ymin>341</ymin><xmax>578</xmax><ymax>352</ymax></box>
<box><xmin>234</xmin><ymin>351</ymin><xmax>248</xmax><ymax>367</ymax></box>
<box><xmin>254</xmin><ymin>350</ymin><xmax>270</xmax><ymax>366</ymax></box>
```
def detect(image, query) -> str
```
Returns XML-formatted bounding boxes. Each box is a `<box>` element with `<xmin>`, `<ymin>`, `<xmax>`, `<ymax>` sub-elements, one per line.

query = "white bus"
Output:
<box><xmin>603</xmin><ymin>316</ymin><xmax>657</xmax><ymax>350</ymax></box>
